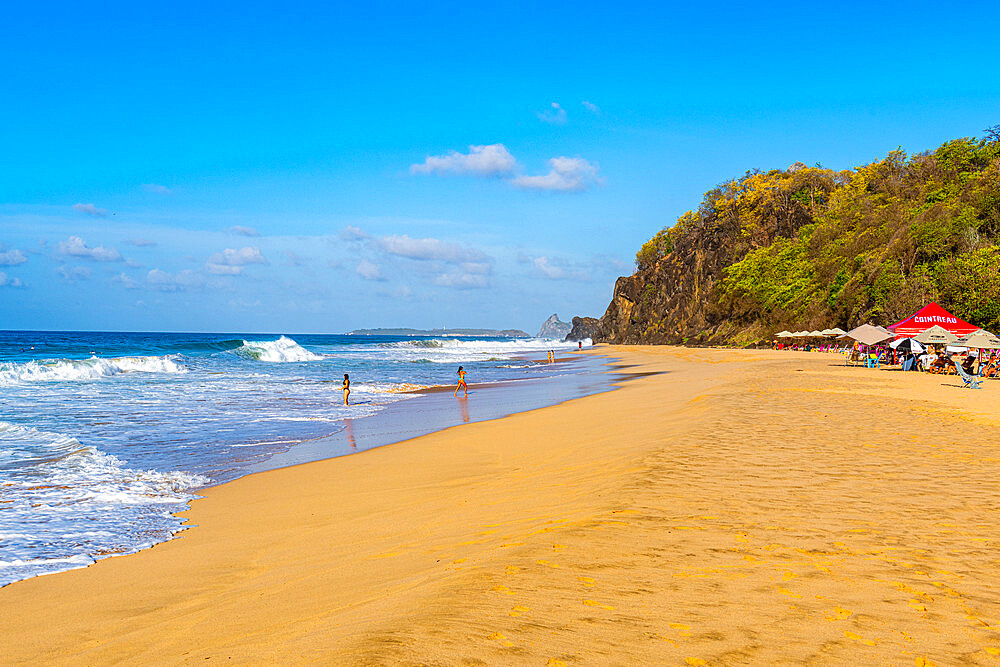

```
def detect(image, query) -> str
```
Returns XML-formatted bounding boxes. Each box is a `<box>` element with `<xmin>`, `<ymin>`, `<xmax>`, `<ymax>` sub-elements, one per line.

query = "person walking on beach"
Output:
<box><xmin>342</xmin><ymin>373</ymin><xmax>350</xmax><ymax>405</ymax></box>
<box><xmin>455</xmin><ymin>366</ymin><xmax>468</xmax><ymax>397</ymax></box>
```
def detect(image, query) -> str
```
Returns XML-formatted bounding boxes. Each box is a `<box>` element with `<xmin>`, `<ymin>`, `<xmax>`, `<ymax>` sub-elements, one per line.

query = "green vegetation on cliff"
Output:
<box><xmin>586</xmin><ymin>128</ymin><xmax>1000</xmax><ymax>345</ymax></box>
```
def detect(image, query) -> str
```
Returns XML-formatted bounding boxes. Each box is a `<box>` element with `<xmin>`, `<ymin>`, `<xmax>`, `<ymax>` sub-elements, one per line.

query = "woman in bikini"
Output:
<box><xmin>342</xmin><ymin>373</ymin><xmax>350</xmax><ymax>405</ymax></box>
<box><xmin>454</xmin><ymin>366</ymin><xmax>467</xmax><ymax>397</ymax></box>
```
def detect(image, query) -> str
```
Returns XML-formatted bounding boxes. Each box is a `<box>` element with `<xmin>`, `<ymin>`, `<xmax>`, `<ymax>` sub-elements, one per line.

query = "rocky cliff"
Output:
<box><xmin>536</xmin><ymin>313</ymin><xmax>572</xmax><ymax>339</ymax></box>
<box><xmin>572</xmin><ymin>131</ymin><xmax>1000</xmax><ymax>346</ymax></box>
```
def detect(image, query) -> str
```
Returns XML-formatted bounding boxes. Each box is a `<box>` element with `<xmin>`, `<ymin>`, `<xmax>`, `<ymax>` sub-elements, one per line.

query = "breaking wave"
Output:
<box><xmin>0</xmin><ymin>420</ymin><xmax>208</xmax><ymax>586</ymax></box>
<box><xmin>231</xmin><ymin>336</ymin><xmax>322</xmax><ymax>362</ymax></box>
<box><xmin>373</xmin><ymin>337</ymin><xmax>584</xmax><ymax>362</ymax></box>
<box><xmin>0</xmin><ymin>355</ymin><xmax>186</xmax><ymax>386</ymax></box>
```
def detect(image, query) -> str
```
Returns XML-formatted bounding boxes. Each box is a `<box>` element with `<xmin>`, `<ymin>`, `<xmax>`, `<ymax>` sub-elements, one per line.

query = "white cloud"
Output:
<box><xmin>433</xmin><ymin>271</ymin><xmax>491</xmax><ymax>289</ymax></box>
<box><xmin>339</xmin><ymin>226</ymin><xmax>369</xmax><ymax>241</ymax></box>
<box><xmin>147</xmin><ymin>268</ymin><xmax>203</xmax><ymax>291</ymax></box>
<box><xmin>528</xmin><ymin>255</ymin><xmax>590</xmax><ymax>281</ymax></box>
<box><xmin>536</xmin><ymin>102</ymin><xmax>568</xmax><ymax>125</ymax></box>
<box><xmin>375</xmin><ymin>235</ymin><xmax>488</xmax><ymax>263</ymax></box>
<box><xmin>512</xmin><ymin>157</ymin><xmax>603</xmax><ymax>192</ymax></box>
<box><xmin>142</xmin><ymin>183</ymin><xmax>172</xmax><ymax>195</ymax></box>
<box><xmin>56</xmin><ymin>266</ymin><xmax>92</xmax><ymax>282</ymax></box>
<box><xmin>58</xmin><ymin>236</ymin><xmax>123</xmax><ymax>262</ymax></box>
<box><xmin>410</xmin><ymin>143</ymin><xmax>517</xmax><ymax>176</ymax></box>
<box><xmin>533</xmin><ymin>256</ymin><xmax>565</xmax><ymax>279</ymax></box>
<box><xmin>206</xmin><ymin>263</ymin><xmax>243</xmax><ymax>275</ymax></box>
<box><xmin>113</xmin><ymin>273</ymin><xmax>140</xmax><ymax>289</ymax></box>
<box><xmin>582</xmin><ymin>100</ymin><xmax>601</xmax><ymax>114</ymax></box>
<box><xmin>0</xmin><ymin>247</ymin><xmax>27</xmax><ymax>266</ymax></box>
<box><xmin>0</xmin><ymin>272</ymin><xmax>24</xmax><ymax>288</ymax></box>
<box><xmin>228</xmin><ymin>225</ymin><xmax>260</xmax><ymax>237</ymax></box>
<box><xmin>394</xmin><ymin>285</ymin><xmax>413</xmax><ymax>298</ymax></box>
<box><xmin>432</xmin><ymin>261</ymin><xmax>494</xmax><ymax>289</ymax></box>
<box><xmin>72</xmin><ymin>203</ymin><xmax>108</xmax><ymax>217</ymax></box>
<box><xmin>206</xmin><ymin>246</ymin><xmax>267</xmax><ymax>275</ymax></box>
<box><xmin>356</xmin><ymin>260</ymin><xmax>384</xmax><ymax>281</ymax></box>
<box><xmin>124</xmin><ymin>238</ymin><xmax>157</xmax><ymax>247</ymax></box>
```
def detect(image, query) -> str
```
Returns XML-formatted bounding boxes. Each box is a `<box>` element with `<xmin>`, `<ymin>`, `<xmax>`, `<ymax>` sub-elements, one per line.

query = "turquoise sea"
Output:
<box><xmin>0</xmin><ymin>331</ymin><xmax>592</xmax><ymax>586</ymax></box>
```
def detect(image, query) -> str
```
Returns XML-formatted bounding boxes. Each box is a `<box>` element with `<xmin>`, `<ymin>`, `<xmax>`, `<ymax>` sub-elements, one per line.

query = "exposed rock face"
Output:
<box><xmin>565</xmin><ymin>316</ymin><xmax>601</xmax><ymax>341</ymax></box>
<box><xmin>536</xmin><ymin>313</ymin><xmax>572</xmax><ymax>339</ymax></box>
<box><xmin>585</xmin><ymin>173</ymin><xmax>824</xmax><ymax>345</ymax></box>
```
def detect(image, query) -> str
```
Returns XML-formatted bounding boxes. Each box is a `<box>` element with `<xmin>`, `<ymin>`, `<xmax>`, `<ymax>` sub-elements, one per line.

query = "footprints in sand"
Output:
<box><xmin>486</xmin><ymin>631</ymin><xmax>514</xmax><ymax>647</ymax></box>
<box><xmin>825</xmin><ymin>606</ymin><xmax>852</xmax><ymax>621</ymax></box>
<box><xmin>843</xmin><ymin>630</ymin><xmax>876</xmax><ymax>646</ymax></box>
<box><xmin>582</xmin><ymin>599</ymin><xmax>616</xmax><ymax>611</ymax></box>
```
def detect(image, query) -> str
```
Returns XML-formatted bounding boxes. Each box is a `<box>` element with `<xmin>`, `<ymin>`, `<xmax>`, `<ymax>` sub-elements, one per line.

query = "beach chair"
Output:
<box><xmin>865</xmin><ymin>352</ymin><xmax>883</xmax><ymax>369</ymax></box>
<box><xmin>954</xmin><ymin>360</ymin><xmax>983</xmax><ymax>389</ymax></box>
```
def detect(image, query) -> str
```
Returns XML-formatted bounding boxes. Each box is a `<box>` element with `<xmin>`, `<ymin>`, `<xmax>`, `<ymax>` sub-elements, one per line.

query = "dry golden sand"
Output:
<box><xmin>4</xmin><ymin>346</ymin><xmax>1000</xmax><ymax>665</ymax></box>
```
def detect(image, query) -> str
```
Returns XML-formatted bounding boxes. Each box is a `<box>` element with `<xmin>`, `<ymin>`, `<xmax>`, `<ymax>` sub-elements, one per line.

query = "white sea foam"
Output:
<box><xmin>372</xmin><ymin>337</ymin><xmax>585</xmax><ymax>363</ymax></box>
<box><xmin>232</xmin><ymin>336</ymin><xmax>322</xmax><ymax>362</ymax></box>
<box><xmin>0</xmin><ymin>420</ymin><xmax>207</xmax><ymax>586</ymax></box>
<box><xmin>0</xmin><ymin>355</ymin><xmax>186</xmax><ymax>386</ymax></box>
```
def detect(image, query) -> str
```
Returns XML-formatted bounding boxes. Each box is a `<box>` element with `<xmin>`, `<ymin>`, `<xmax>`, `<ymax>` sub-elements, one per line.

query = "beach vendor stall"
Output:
<box><xmin>888</xmin><ymin>302</ymin><xmax>979</xmax><ymax>338</ymax></box>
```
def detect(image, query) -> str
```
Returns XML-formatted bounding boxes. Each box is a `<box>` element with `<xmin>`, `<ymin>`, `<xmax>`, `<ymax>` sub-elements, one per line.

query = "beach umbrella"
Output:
<box><xmin>775</xmin><ymin>331</ymin><xmax>793</xmax><ymax>338</ymax></box>
<box><xmin>827</xmin><ymin>327</ymin><xmax>847</xmax><ymax>336</ymax></box>
<box><xmin>955</xmin><ymin>329</ymin><xmax>1000</xmax><ymax>349</ymax></box>
<box><xmin>914</xmin><ymin>325</ymin><xmax>959</xmax><ymax>345</ymax></box>
<box><xmin>844</xmin><ymin>324</ymin><xmax>892</xmax><ymax>347</ymax></box>
<box><xmin>954</xmin><ymin>329</ymin><xmax>1000</xmax><ymax>374</ymax></box>
<box><xmin>808</xmin><ymin>330</ymin><xmax>826</xmax><ymax>337</ymax></box>
<box><xmin>890</xmin><ymin>337</ymin><xmax>924</xmax><ymax>354</ymax></box>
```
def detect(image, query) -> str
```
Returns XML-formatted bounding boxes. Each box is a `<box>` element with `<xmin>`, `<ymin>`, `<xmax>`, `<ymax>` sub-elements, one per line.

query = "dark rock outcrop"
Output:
<box><xmin>565</xmin><ymin>316</ymin><xmax>601</xmax><ymax>341</ymax></box>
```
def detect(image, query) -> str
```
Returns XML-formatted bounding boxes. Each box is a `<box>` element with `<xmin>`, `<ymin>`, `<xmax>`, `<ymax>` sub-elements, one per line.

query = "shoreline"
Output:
<box><xmin>5</xmin><ymin>346</ymin><xmax>1000</xmax><ymax>664</ymax></box>
<box><xmin>240</xmin><ymin>350</ymin><xmax>620</xmax><ymax>478</ymax></box>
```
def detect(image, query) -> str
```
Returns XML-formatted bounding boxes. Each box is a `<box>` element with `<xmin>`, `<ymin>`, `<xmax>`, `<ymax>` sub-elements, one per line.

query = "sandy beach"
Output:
<box><xmin>5</xmin><ymin>346</ymin><xmax>1000</xmax><ymax>665</ymax></box>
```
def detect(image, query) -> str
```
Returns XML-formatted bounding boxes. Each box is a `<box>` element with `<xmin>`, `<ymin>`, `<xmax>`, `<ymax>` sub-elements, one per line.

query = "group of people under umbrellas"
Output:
<box><xmin>774</xmin><ymin>323</ymin><xmax>1000</xmax><ymax>377</ymax></box>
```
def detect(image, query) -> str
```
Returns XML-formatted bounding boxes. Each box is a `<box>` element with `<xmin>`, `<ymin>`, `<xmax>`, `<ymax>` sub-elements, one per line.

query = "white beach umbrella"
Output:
<box><xmin>954</xmin><ymin>329</ymin><xmax>1000</xmax><ymax>374</ymax></box>
<box><xmin>955</xmin><ymin>329</ymin><xmax>1000</xmax><ymax>349</ymax></box>
<box><xmin>844</xmin><ymin>324</ymin><xmax>892</xmax><ymax>347</ymax></box>
<box><xmin>914</xmin><ymin>325</ymin><xmax>958</xmax><ymax>345</ymax></box>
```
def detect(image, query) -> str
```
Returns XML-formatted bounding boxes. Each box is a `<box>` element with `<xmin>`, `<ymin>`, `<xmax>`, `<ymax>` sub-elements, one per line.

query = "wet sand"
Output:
<box><xmin>4</xmin><ymin>346</ymin><xmax>1000</xmax><ymax>665</ymax></box>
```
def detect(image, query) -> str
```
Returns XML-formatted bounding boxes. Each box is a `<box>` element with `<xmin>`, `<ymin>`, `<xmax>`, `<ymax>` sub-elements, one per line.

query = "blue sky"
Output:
<box><xmin>1</xmin><ymin>1</ymin><xmax>998</xmax><ymax>333</ymax></box>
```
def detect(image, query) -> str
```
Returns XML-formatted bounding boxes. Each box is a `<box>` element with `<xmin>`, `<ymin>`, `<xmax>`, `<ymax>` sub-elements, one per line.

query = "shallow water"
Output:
<box><xmin>0</xmin><ymin>331</ymin><xmax>593</xmax><ymax>585</ymax></box>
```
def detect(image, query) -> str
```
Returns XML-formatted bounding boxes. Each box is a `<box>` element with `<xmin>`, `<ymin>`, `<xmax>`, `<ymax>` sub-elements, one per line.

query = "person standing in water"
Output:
<box><xmin>455</xmin><ymin>366</ymin><xmax>467</xmax><ymax>397</ymax></box>
<box><xmin>342</xmin><ymin>373</ymin><xmax>350</xmax><ymax>405</ymax></box>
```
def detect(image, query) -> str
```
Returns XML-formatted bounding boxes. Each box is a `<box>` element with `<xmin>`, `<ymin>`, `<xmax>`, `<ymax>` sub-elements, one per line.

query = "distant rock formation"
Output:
<box><xmin>536</xmin><ymin>314</ymin><xmax>572</xmax><ymax>339</ymax></box>
<box><xmin>565</xmin><ymin>316</ymin><xmax>601</xmax><ymax>341</ymax></box>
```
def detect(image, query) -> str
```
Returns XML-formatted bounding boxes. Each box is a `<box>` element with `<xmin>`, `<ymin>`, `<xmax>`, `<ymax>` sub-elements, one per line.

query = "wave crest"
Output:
<box><xmin>0</xmin><ymin>355</ymin><xmax>186</xmax><ymax>386</ymax></box>
<box><xmin>231</xmin><ymin>336</ymin><xmax>322</xmax><ymax>362</ymax></box>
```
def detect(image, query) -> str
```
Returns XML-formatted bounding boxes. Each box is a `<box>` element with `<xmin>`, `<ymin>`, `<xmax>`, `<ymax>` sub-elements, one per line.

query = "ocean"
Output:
<box><xmin>0</xmin><ymin>331</ymin><xmax>592</xmax><ymax>586</ymax></box>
